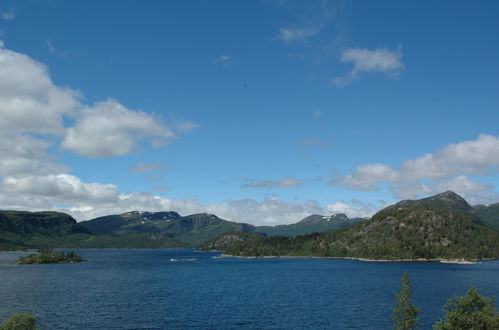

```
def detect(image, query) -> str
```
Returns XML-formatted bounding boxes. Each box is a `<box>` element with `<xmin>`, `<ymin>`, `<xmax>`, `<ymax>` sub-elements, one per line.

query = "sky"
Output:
<box><xmin>0</xmin><ymin>0</ymin><xmax>498</xmax><ymax>225</ymax></box>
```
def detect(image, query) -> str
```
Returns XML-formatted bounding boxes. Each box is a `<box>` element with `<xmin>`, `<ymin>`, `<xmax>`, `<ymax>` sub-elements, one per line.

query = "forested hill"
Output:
<box><xmin>0</xmin><ymin>211</ymin><xmax>90</xmax><ymax>250</ymax></box>
<box><xmin>226</xmin><ymin>191</ymin><xmax>499</xmax><ymax>261</ymax></box>
<box><xmin>0</xmin><ymin>211</ymin><xmax>90</xmax><ymax>235</ymax></box>
<box><xmin>80</xmin><ymin>211</ymin><xmax>258</xmax><ymax>247</ymax></box>
<box><xmin>473</xmin><ymin>203</ymin><xmax>499</xmax><ymax>230</ymax></box>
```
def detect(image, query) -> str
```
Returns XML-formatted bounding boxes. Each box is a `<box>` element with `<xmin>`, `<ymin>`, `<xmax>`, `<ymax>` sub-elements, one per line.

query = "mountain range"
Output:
<box><xmin>0</xmin><ymin>208</ymin><xmax>362</xmax><ymax>250</ymax></box>
<box><xmin>1</xmin><ymin>191</ymin><xmax>499</xmax><ymax>261</ymax></box>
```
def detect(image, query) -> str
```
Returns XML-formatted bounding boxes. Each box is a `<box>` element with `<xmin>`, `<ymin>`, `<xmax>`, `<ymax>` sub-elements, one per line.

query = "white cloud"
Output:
<box><xmin>394</xmin><ymin>176</ymin><xmax>493</xmax><ymax>201</ymax></box>
<box><xmin>0</xmin><ymin>133</ymin><xmax>68</xmax><ymax>176</ymax></box>
<box><xmin>332</xmin><ymin>46</ymin><xmax>404</xmax><ymax>87</ymax></box>
<box><xmin>277</xmin><ymin>27</ymin><xmax>319</xmax><ymax>42</ymax></box>
<box><xmin>0</xmin><ymin>41</ymin><xmax>196</xmax><ymax>159</ymax></box>
<box><xmin>61</xmin><ymin>99</ymin><xmax>175</xmax><ymax>157</ymax></box>
<box><xmin>334</xmin><ymin>134</ymin><xmax>499</xmax><ymax>202</ymax></box>
<box><xmin>2</xmin><ymin>8</ymin><xmax>16</xmax><ymax>20</ymax></box>
<box><xmin>242</xmin><ymin>178</ymin><xmax>302</xmax><ymax>189</ymax></box>
<box><xmin>2</xmin><ymin>174</ymin><xmax>118</xmax><ymax>204</ymax></box>
<box><xmin>0</xmin><ymin>42</ymin><xmax>80</xmax><ymax>135</ymax></box>
<box><xmin>128</xmin><ymin>162</ymin><xmax>164</xmax><ymax>173</ymax></box>
<box><xmin>325</xmin><ymin>199</ymin><xmax>383</xmax><ymax>219</ymax></box>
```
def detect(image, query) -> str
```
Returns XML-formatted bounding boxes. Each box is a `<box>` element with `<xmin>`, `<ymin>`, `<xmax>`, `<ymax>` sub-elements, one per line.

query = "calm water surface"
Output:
<box><xmin>0</xmin><ymin>249</ymin><xmax>498</xmax><ymax>329</ymax></box>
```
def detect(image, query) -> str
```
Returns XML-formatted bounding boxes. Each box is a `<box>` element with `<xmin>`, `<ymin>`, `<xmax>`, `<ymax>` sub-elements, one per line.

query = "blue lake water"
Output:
<box><xmin>0</xmin><ymin>249</ymin><xmax>498</xmax><ymax>329</ymax></box>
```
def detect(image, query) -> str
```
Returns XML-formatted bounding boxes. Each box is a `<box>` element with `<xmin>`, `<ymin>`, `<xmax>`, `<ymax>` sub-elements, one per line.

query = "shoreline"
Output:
<box><xmin>221</xmin><ymin>254</ymin><xmax>494</xmax><ymax>264</ymax></box>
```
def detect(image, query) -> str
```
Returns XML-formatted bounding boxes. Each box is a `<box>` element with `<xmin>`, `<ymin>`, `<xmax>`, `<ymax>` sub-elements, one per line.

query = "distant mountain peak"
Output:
<box><xmin>387</xmin><ymin>191</ymin><xmax>473</xmax><ymax>213</ymax></box>
<box><xmin>428</xmin><ymin>191</ymin><xmax>472</xmax><ymax>210</ymax></box>
<box><xmin>435</xmin><ymin>190</ymin><xmax>465</xmax><ymax>200</ymax></box>
<box><xmin>298</xmin><ymin>213</ymin><xmax>350</xmax><ymax>224</ymax></box>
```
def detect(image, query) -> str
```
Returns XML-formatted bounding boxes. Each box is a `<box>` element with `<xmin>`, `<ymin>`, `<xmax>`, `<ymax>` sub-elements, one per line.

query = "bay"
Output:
<box><xmin>0</xmin><ymin>249</ymin><xmax>498</xmax><ymax>329</ymax></box>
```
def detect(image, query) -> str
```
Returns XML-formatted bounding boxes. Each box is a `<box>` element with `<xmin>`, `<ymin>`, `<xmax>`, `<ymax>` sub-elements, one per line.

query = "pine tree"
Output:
<box><xmin>393</xmin><ymin>271</ymin><xmax>420</xmax><ymax>329</ymax></box>
<box><xmin>433</xmin><ymin>286</ymin><xmax>499</xmax><ymax>329</ymax></box>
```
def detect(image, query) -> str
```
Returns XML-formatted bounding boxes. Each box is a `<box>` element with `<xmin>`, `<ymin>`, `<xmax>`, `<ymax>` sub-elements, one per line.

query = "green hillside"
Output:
<box><xmin>79</xmin><ymin>211</ymin><xmax>181</xmax><ymax>235</ymax></box>
<box><xmin>199</xmin><ymin>231</ymin><xmax>266</xmax><ymax>251</ymax></box>
<box><xmin>0</xmin><ymin>211</ymin><xmax>90</xmax><ymax>250</ymax></box>
<box><xmin>474</xmin><ymin>203</ymin><xmax>499</xmax><ymax>230</ymax></box>
<box><xmin>226</xmin><ymin>192</ymin><xmax>499</xmax><ymax>261</ymax></box>
<box><xmin>0</xmin><ymin>210</ymin><xmax>184</xmax><ymax>250</ymax></box>
<box><xmin>80</xmin><ymin>211</ymin><xmax>257</xmax><ymax>247</ymax></box>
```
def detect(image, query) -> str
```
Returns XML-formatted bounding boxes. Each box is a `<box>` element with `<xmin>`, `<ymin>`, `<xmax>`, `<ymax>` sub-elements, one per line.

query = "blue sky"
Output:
<box><xmin>0</xmin><ymin>0</ymin><xmax>498</xmax><ymax>224</ymax></box>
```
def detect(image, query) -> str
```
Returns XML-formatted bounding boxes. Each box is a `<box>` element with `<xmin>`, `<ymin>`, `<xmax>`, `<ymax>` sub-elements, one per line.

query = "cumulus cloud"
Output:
<box><xmin>0</xmin><ymin>133</ymin><xmax>68</xmax><ymax>176</ymax></box>
<box><xmin>61</xmin><ymin>99</ymin><xmax>175</xmax><ymax>157</ymax></box>
<box><xmin>0</xmin><ymin>41</ymin><xmax>196</xmax><ymax>159</ymax></box>
<box><xmin>2</xmin><ymin>174</ymin><xmax>118</xmax><ymax>204</ymax></box>
<box><xmin>333</xmin><ymin>134</ymin><xmax>499</xmax><ymax>202</ymax></box>
<box><xmin>332</xmin><ymin>46</ymin><xmax>404</xmax><ymax>87</ymax></box>
<box><xmin>276</xmin><ymin>27</ymin><xmax>319</xmax><ymax>42</ymax></box>
<box><xmin>242</xmin><ymin>178</ymin><xmax>303</xmax><ymax>189</ymax></box>
<box><xmin>128</xmin><ymin>162</ymin><xmax>164</xmax><ymax>173</ymax></box>
<box><xmin>0</xmin><ymin>41</ymin><xmax>80</xmax><ymax>135</ymax></box>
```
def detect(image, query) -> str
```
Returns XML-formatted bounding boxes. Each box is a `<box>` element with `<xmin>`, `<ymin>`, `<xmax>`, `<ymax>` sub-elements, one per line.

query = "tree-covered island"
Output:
<box><xmin>15</xmin><ymin>249</ymin><xmax>87</xmax><ymax>264</ymax></box>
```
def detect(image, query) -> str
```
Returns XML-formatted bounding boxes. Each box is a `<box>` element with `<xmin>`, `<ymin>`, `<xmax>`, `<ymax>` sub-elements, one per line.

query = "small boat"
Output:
<box><xmin>170</xmin><ymin>258</ymin><xmax>178</xmax><ymax>262</ymax></box>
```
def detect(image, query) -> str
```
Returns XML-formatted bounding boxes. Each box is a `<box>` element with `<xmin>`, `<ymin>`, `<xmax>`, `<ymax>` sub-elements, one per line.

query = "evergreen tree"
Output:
<box><xmin>0</xmin><ymin>312</ymin><xmax>38</xmax><ymax>330</ymax></box>
<box><xmin>393</xmin><ymin>271</ymin><xmax>420</xmax><ymax>329</ymax></box>
<box><xmin>433</xmin><ymin>286</ymin><xmax>499</xmax><ymax>329</ymax></box>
